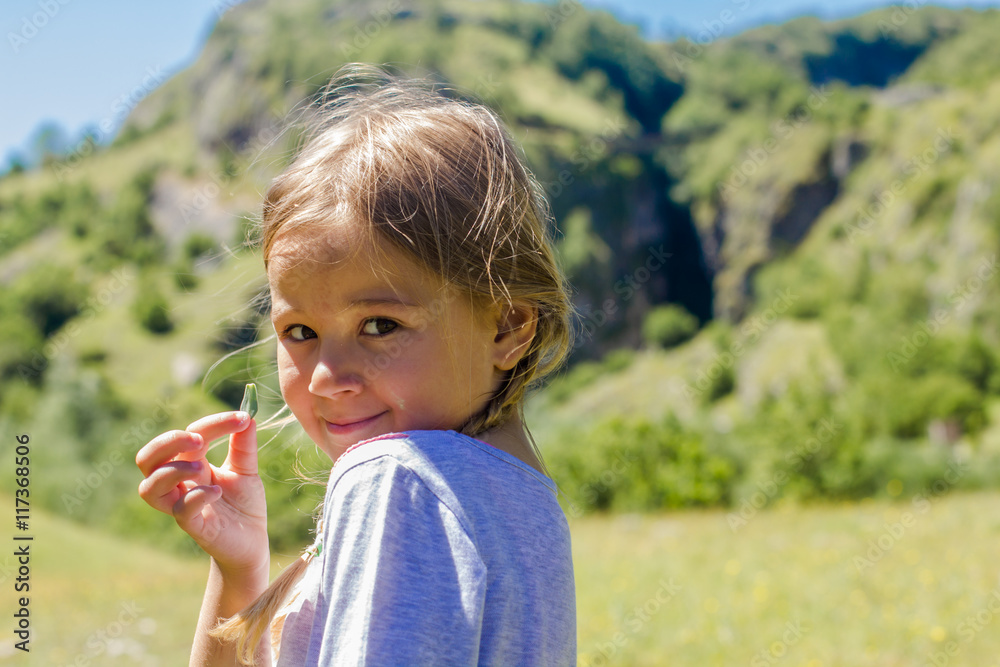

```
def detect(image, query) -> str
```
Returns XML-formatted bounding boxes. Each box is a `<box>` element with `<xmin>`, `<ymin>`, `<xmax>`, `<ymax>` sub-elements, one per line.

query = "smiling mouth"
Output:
<box><xmin>325</xmin><ymin>412</ymin><xmax>387</xmax><ymax>434</ymax></box>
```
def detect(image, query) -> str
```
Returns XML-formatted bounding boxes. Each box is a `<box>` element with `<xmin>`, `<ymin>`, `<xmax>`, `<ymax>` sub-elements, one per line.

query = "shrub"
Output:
<box><xmin>182</xmin><ymin>232</ymin><xmax>216</xmax><ymax>260</ymax></box>
<box><xmin>0</xmin><ymin>310</ymin><xmax>44</xmax><ymax>384</ymax></box>
<box><xmin>94</xmin><ymin>168</ymin><xmax>165</xmax><ymax>266</ymax></box>
<box><xmin>173</xmin><ymin>259</ymin><xmax>199</xmax><ymax>291</ymax></box>
<box><xmin>542</xmin><ymin>348</ymin><xmax>635</xmax><ymax>404</ymax></box>
<box><xmin>132</xmin><ymin>278</ymin><xmax>174</xmax><ymax>334</ymax></box>
<box><xmin>544</xmin><ymin>413</ymin><xmax>738</xmax><ymax>513</ymax></box>
<box><xmin>864</xmin><ymin>372</ymin><xmax>985</xmax><ymax>439</ymax></box>
<box><xmin>11</xmin><ymin>264</ymin><xmax>88</xmax><ymax>337</ymax></box>
<box><xmin>642</xmin><ymin>304</ymin><xmax>699</xmax><ymax>349</ymax></box>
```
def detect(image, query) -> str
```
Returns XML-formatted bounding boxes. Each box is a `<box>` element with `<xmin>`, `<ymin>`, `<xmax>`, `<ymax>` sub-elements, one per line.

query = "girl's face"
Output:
<box><xmin>267</xmin><ymin>223</ymin><xmax>507</xmax><ymax>461</ymax></box>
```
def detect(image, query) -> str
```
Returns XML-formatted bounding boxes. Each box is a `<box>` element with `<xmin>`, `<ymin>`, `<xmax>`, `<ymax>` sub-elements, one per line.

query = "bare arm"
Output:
<box><xmin>191</xmin><ymin>558</ymin><xmax>271</xmax><ymax>667</ymax></box>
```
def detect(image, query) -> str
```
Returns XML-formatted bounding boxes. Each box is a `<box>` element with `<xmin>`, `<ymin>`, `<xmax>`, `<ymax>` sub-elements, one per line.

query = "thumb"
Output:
<box><xmin>224</xmin><ymin>417</ymin><xmax>258</xmax><ymax>476</ymax></box>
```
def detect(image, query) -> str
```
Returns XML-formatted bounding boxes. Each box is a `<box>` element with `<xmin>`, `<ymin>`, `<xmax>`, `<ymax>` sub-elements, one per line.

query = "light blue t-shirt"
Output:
<box><xmin>272</xmin><ymin>430</ymin><xmax>577</xmax><ymax>666</ymax></box>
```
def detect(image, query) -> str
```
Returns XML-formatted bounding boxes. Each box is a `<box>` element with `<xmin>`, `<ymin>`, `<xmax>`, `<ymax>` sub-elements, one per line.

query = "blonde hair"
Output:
<box><xmin>211</xmin><ymin>64</ymin><xmax>573</xmax><ymax>664</ymax></box>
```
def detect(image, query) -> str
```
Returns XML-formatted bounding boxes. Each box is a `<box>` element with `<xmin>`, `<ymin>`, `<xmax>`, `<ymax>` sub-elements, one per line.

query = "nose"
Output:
<box><xmin>308</xmin><ymin>340</ymin><xmax>364</xmax><ymax>397</ymax></box>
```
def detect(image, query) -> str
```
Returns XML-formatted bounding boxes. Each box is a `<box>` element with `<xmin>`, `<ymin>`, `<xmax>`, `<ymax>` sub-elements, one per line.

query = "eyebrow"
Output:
<box><xmin>349</xmin><ymin>297</ymin><xmax>420</xmax><ymax>309</ymax></box>
<box><xmin>271</xmin><ymin>296</ymin><xmax>420</xmax><ymax>320</ymax></box>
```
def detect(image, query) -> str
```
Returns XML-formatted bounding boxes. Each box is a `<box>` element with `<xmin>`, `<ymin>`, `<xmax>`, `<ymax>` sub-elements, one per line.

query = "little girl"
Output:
<box><xmin>136</xmin><ymin>66</ymin><xmax>577</xmax><ymax>666</ymax></box>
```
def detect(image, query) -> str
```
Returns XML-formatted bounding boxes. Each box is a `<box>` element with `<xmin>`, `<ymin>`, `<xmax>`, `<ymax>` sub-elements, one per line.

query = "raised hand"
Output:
<box><xmin>136</xmin><ymin>411</ymin><xmax>268</xmax><ymax>573</ymax></box>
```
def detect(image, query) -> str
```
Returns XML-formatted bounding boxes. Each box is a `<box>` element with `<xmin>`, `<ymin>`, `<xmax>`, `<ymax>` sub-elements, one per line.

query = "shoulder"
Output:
<box><xmin>322</xmin><ymin>431</ymin><xmax>475</xmax><ymax>536</ymax></box>
<box><xmin>324</xmin><ymin>430</ymin><xmax>564</xmax><ymax>540</ymax></box>
<box><xmin>330</xmin><ymin>429</ymin><xmax>557</xmax><ymax>498</ymax></box>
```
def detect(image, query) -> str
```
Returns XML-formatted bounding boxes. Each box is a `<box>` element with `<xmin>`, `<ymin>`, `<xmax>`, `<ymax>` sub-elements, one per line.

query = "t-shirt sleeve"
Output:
<box><xmin>315</xmin><ymin>456</ymin><xmax>488</xmax><ymax>666</ymax></box>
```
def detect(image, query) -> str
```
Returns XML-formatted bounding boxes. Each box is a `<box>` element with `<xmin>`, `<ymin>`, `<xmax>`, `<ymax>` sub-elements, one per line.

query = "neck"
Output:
<box><xmin>475</xmin><ymin>411</ymin><xmax>546</xmax><ymax>476</ymax></box>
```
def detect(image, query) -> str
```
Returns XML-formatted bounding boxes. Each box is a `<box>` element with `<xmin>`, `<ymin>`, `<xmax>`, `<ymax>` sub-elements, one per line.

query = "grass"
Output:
<box><xmin>0</xmin><ymin>496</ymin><xmax>304</xmax><ymax>666</ymax></box>
<box><xmin>0</xmin><ymin>496</ymin><xmax>206</xmax><ymax>665</ymax></box>
<box><xmin>8</xmin><ymin>490</ymin><xmax>1000</xmax><ymax>665</ymax></box>
<box><xmin>572</xmin><ymin>490</ymin><xmax>1000</xmax><ymax>667</ymax></box>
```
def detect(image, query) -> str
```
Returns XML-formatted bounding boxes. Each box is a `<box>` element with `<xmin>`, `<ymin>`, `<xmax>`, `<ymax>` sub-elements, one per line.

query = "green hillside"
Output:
<box><xmin>3</xmin><ymin>0</ymin><xmax>1000</xmax><ymax>546</ymax></box>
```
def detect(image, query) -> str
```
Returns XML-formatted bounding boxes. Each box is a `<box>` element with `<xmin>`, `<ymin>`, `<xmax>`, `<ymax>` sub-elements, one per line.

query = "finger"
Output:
<box><xmin>186</xmin><ymin>411</ymin><xmax>253</xmax><ymax>447</ymax></box>
<box><xmin>137</xmin><ymin>460</ymin><xmax>207</xmax><ymax>514</ymax></box>
<box><xmin>172</xmin><ymin>484</ymin><xmax>223</xmax><ymax>526</ymax></box>
<box><xmin>223</xmin><ymin>418</ymin><xmax>258</xmax><ymax>476</ymax></box>
<box><xmin>136</xmin><ymin>430</ymin><xmax>206</xmax><ymax>477</ymax></box>
<box><xmin>138</xmin><ymin>459</ymin><xmax>205</xmax><ymax>493</ymax></box>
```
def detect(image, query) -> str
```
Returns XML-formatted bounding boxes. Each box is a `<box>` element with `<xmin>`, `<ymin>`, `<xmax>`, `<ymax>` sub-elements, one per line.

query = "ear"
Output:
<box><xmin>491</xmin><ymin>301</ymin><xmax>538</xmax><ymax>371</ymax></box>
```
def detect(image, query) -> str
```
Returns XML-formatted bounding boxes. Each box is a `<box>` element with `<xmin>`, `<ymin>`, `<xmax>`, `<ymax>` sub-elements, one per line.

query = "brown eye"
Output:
<box><xmin>362</xmin><ymin>318</ymin><xmax>398</xmax><ymax>336</ymax></box>
<box><xmin>284</xmin><ymin>325</ymin><xmax>316</xmax><ymax>341</ymax></box>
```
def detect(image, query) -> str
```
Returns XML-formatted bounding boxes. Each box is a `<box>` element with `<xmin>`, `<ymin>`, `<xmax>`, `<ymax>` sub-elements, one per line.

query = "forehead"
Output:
<box><xmin>265</xmin><ymin>222</ymin><xmax>446</xmax><ymax>308</ymax></box>
<box><xmin>266</xmin><ymin>220</ymin><xmax>364</xmax><ymax>275</ymax></box>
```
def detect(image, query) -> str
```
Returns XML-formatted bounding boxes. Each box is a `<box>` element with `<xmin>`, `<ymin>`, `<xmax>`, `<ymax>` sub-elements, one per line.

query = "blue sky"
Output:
<box><xmin>2</xmin><ymin>0</ymin><xmax>1000</xmax><ymax>166</ymax></box>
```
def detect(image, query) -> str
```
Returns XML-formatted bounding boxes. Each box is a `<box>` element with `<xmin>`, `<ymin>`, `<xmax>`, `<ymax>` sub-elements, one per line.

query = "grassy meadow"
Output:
<box><xmin>573</xmin><ymin>491</ymin><xmax>1000</xmax><ymax>667</ymax></box>
<box><xmin>5</xmin><ymin>490</ymin><xmax>1000</xmax><ymax>665</ymax></box>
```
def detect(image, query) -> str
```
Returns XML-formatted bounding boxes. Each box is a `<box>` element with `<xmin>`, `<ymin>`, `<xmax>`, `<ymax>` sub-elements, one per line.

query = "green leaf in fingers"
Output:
<box><xmin>240</xmin><ymin>382</ymin><xmax>258</xmax><ymax>419</ymax></box>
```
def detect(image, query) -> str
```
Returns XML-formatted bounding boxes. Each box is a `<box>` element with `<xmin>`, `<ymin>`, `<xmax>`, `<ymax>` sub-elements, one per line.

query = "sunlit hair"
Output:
<box><xmin>211</xmin><ymin>64</ymin><xmax>573</xmax><ymax>664</ymax></box>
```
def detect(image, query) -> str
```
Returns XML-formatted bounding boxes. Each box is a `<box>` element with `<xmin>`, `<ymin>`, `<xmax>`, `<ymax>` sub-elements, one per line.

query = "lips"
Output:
<box><xmin>324</xmin><ymin>411</ymin><xmax>387</xmax><ymax>436</ymax></box>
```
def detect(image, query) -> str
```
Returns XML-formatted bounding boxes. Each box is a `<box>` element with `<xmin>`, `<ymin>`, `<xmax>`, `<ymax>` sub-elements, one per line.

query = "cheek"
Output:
<box><xmin>276</xmin><ymin>347</ymin><xmax>306</xmax><ymax>399</ymax></box>
<box><xmin>277</xmin><ymin>361</ymin><xmax>317</xmax><ymax>429</ymax></box>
